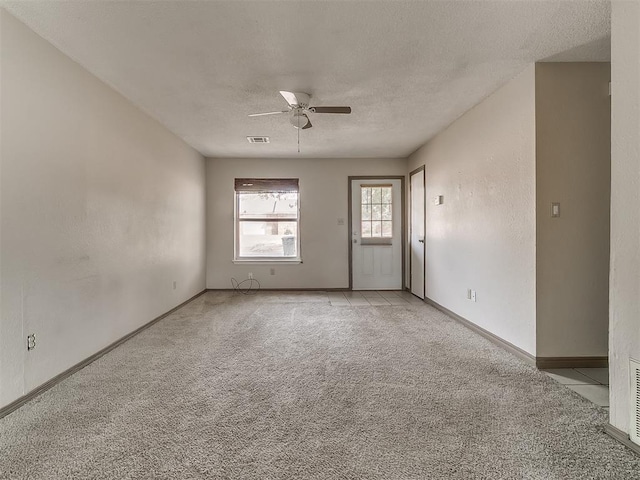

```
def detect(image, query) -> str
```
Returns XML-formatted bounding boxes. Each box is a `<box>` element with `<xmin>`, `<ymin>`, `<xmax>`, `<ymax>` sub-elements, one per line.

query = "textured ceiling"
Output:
<box><xmin>1</xmin><ymin>1</ymin><xmax>611</xmax><ymax>158</ymax></box>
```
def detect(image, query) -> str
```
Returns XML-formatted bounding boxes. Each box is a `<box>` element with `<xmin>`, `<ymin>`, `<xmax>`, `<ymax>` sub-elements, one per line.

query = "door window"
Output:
<box><xmin>361</xmin><ymin>184</ymin><xmax>393</xmax><ymax>245</ymax></box>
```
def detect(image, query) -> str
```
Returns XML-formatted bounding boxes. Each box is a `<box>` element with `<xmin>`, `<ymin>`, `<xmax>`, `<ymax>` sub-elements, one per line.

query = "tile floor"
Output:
<box><xmin>542</xmin><ymin>368</ymin><xmax>610</xmax><ymax>408</ymax></box>
<box><xmin>327</xmin><ymin>290</ymin><xmax>425</xmax><ymax>306</ymax></box>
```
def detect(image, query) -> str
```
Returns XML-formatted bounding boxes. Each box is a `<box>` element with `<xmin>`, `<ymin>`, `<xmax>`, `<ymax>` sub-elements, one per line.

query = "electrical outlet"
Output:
<box><xmin>248</xmin><ymin>272</ymin><xmax>253</xmax><ymax>279</ymax></box>
<box><xmin>471</xmin><ymin>290</ymin><xmax>477</xmax><ymax>302</ymax></box>
<box><xmin>173</xmin><ymin>281</ymin><xmax>177</xmax><ymax>290</ymax></box>
<box><xmin>270</xmin><ymin>268</ymin><xmax>275</xmax><ymax>276</ymax></box>
<box><xmin>27</xmin><ymin>334</ymin><xmax>36</xmax><ymax>351</ymax></box>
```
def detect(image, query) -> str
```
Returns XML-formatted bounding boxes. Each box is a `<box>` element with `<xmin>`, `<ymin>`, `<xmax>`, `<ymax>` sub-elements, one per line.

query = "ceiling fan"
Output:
<box><xmin>249</xmin><ymin>91</ymin><xmax>351</xmax><ymax>130</ymax></box>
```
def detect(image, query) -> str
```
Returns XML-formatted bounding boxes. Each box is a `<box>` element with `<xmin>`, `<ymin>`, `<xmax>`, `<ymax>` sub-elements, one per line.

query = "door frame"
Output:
<box><xmin>409</xmin><ymin>165</ymin><xmax>426</xmax><ymax>299</ymax></box>
<box><xmin>348</xmin><ymin>175</ymin><xmax>406</xmax><ymax>291</ymax></box>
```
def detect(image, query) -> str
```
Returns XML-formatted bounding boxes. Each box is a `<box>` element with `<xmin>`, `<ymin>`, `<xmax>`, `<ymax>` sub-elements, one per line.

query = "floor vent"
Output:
<box><xmin>631</xmin><ymin>358</ymin><xmax>640</xmax><ymax>446</ymax></box>
<box><xmin>247</xmin><ymin>136</ymin><xmax>270</xmax><ymax>143</ymax></box>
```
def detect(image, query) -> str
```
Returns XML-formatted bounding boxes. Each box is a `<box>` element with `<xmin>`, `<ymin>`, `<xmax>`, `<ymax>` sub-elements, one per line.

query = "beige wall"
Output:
<box><xmin>0</xmin><ymin>11</ymin><xmax>206</xmax><ymax>409</ymax></box>
<box><xmin>535</xmin><ymin>63</ymin><xmax>611</xmax><ymax>358</ymax></box>
<box><xmin>206</xmin><ymin>157</ymin><xmax>406</xmax><ymax>289</ymax></box>
<box><xmin>408</xmin><ymin>66</ymin><xmax>537</xmax><ymax>355</ymax></box>
<box><xmin>609</xmin><ymin>1</ymin><xmax>640</xmax><ymax>434</ymax></box>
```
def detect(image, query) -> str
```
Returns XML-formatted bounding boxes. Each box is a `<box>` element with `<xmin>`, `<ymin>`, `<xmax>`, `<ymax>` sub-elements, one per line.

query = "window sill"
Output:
<box><xmin>233</xmin><ymin>258</ymin><xmax>302</xmax><ymax>265</ymax></box>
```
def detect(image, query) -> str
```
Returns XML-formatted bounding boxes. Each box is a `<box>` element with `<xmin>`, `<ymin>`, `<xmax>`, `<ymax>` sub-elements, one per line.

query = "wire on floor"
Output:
<box><xmin>231</xmin><ymin>277</ymin><xmax>261</xmax><ymax>295</ymax></box>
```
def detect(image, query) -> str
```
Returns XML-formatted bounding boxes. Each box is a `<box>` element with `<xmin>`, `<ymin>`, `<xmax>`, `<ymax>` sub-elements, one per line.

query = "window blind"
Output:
<box><xmin>234</xmin><ymin>178</ymin><xmax>299</xmax><ymax>193</ymax></box>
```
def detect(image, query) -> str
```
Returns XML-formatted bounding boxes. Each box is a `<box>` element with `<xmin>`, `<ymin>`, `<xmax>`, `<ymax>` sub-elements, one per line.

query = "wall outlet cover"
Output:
<box><xmin>27</xmin><ymin>334</ymin><xmax>36</xmax><ymax>351</ymax></box>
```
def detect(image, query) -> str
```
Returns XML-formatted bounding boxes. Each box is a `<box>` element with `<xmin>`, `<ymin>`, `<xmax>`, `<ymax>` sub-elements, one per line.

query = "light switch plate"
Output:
<box><xmin>551</xmin><ymin>202</ymin><xmax>560</xmax><ymax>218</ymax></box>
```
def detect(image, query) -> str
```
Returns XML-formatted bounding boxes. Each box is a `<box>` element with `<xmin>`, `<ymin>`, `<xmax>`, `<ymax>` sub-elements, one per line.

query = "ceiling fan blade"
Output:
<box><xmin>280</xmin><ymin>91</ymin><xmax>300</xmax><ymax>106</ymax></box>
<box><xmin>248</xmin><ymin>110</ymin><xmax>288</xmax><ymax>117</ymax></box>
<box><xmin>310</xmin><ymin>106</ymin><xmax>351</xmax><ymax>114</ymax></box>
<box><xmin>302</xmin><ymin>117</ymin><xmax>312</xmax><ymax>130</ymax></box>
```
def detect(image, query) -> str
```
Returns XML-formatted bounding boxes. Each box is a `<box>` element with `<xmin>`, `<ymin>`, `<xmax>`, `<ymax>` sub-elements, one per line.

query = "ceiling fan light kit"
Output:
<box><xmin>290</xmin><ymin>111</ymin><xmax>311</xmax><ymax>129</ymax></box>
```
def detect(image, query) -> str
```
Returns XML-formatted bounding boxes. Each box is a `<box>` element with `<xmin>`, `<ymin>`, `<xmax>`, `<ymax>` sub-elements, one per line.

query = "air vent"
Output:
<box><xmin>631</xmin><ymin>358</ymin><xmax>640</xmax><ymax>446</ymax></box>
<box><xmin>247</xmin><ymin>136</ymin><xmax>270</xmax><ymax>144</ymax></box>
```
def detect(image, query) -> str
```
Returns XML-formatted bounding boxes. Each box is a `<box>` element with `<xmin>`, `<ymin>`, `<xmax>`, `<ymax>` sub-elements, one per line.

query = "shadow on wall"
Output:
<box><xmin>542</xmin><ymin>36</ymin><xmax>611</xmax><ymax>62</ymax></box>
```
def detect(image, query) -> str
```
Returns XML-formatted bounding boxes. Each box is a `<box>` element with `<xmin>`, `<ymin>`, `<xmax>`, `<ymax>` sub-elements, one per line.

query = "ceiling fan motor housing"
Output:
<box><xmin>288</xmin><ymin>92</ymin><xmax>310</xmax><ymax>109</ymax></box>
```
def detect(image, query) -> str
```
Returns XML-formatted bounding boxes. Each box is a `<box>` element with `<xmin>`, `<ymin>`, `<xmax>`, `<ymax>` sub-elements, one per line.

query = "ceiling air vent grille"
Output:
<box><xmin>247</xmin><ymin>136</ymin><xmax>270</xmax><ymax>144</ymax></box>
<box><xmin>631</xmin><ymin>358</ymin><xmax>640</xmax><ymax>446</ymax></box>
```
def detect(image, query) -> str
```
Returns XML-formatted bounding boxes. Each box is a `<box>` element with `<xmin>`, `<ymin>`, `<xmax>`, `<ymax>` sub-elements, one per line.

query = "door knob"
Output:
<box><xmin>353</xmin><ymin>239</ymin><xmax>358</xmax><ymax>244</ymax></box>
<box><xmin>418</xmin><ymin>239</ymin><xmax>424</xmax><ymax>243</ymax></box>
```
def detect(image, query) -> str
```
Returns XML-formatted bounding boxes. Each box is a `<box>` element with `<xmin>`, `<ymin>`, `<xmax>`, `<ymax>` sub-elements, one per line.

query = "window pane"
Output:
<box><xmin>381</xmin><ymin>187</ymin><xmax>392</xmax><ymax>204</ymax></box>
<box><xmin>362</xmin><ymin>221</ymin><xmax>372</xmax><ymax>237</ymax></box>
<box><xmin>360</xmin><ymin>185</ymin><xmax>394</xmax><ymax>239</ymax></box>
<box><xmin>371</xmin><ymin>187</ymin><xmax>382</xmax><ymax>204</ymax></box>
<box><xmin>238</xmin><ymin>221</ymin><xmax>297</xmax><ymax>257</ymax></box>
<box><xmin>238</xmin><ymin>192</ymin><xmax>298</xmax><ymax>219</ymax></box>
<box><xmin>361</xmin><ymin>187</ymin><xmax>371</xmax><ymax>204</ymax></box>
<box><xmin>362</xmin><ymin>204</ymin><xmax>371</xmax><ymax>221</ymax></box>
<box><xmin>382</xmin><ymin>204</ymin><xmax>392</xmax><ymax>220</ymax></box>
<box><xmin>382</xmin><ymin>221</ymin><xmax>393</xmax><ymax>237</ymax></box>
<box><xmin>372</xmin><ymin>204</ymin><xmax>382</xmax><ymax>221</ymax></box>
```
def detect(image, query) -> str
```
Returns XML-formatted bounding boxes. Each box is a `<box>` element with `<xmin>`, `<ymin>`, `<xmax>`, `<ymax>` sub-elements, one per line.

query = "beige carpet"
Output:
<box><xmin>1</xmin><ymin>290</ymin><xmax>639</xmax><ymax>479</ymax></box>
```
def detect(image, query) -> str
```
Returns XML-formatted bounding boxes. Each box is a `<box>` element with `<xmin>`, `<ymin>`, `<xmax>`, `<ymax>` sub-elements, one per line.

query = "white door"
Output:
<box><xmin>410</xmin><ymin>168</ymin><xmax>425</xmax><ymax>299</ymax></box>
<box><xmin>351</xmin><ymin>179</ymin><xmax>402</xmax><ymax>290</ymax></box>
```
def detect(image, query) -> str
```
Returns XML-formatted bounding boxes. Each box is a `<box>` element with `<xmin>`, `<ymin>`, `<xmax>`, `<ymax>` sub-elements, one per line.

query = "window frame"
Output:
<box><xmin>233</xmin><ymin>178</ymin><xmax>301</xmax><ymax>264</ymax></box>
<box><xmin>360</xmin><ymin>183</ymin><xmax>394</xmax><ymax>246</ymax></box>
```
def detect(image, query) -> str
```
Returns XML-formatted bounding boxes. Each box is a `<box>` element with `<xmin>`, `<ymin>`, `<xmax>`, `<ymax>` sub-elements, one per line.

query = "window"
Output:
<box><xmin>361</xmin><ymin>184</ymin><xmax>393</xmax><ymax>244</ymax></box>
<box><xmin>234</xmin><ymin>178</ymin><xmax>300</xmax><ymax>261</ymax></box>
